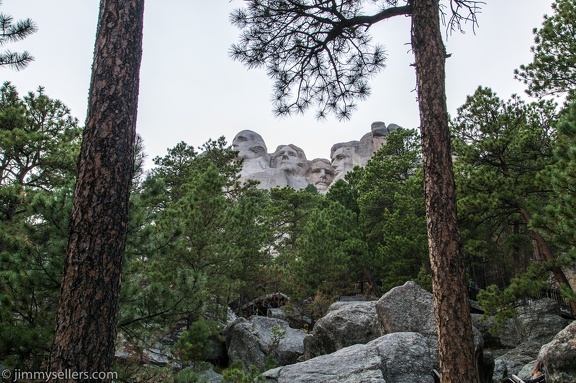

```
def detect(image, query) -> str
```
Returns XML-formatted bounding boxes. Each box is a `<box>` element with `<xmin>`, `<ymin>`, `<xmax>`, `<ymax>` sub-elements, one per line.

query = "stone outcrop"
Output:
<box><xmin>515</xmin><ymin>299</ymin><xmax>571</xmax><ymax>344</ymax></box>
<box><xmin>303</xmin><ymin>300</ymin><xmax>382</xmax><ymax>359</ymax></box>
<box><xmin>538</xmin><ymin>321</ymin><xmax>576</xmax><ymax>383</ymax></box>
<box><xmin>232</xmin><ymin>121</ymin><xmax>401</xmax><ymax>192</ymax></box>
<box><xmin>262</xmin><ymin>282</ymin><xmax>491</xmax><ymax>383</ymax></box>
<box><xmin>264</xmin><ymin>332</ymin><xmax>434</xmax><ymax>383</ymax></box>
<box><xmin>474</xmin><ymin>298</ymin><xmax>572</xmax><ymax>382</ymax></box>
<box><xmin>375</xmin><ymin>281</ymin><xmax>486</xmax><ymax>379</ymax></box>
<box><xmin>223</xmin><ymin>316</ymin><xmax>307</xmax><ymax>371</ymax></box>
<box><xmin>113</xmin><ymin>283</ymin><xmax>575</xmax><ymax>382</ymax></box>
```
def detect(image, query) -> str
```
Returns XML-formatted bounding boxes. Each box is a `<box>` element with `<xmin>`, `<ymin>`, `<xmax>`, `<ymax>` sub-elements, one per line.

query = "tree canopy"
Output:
<box><xmin>0</xmin><ymin>2</ymin><xmax>37</xmax><ymax>70</ymax></box>
<box><xmin>230</xmin><ymin>0</ymin><xmax>481</xmax><ymax>120</ymax></box>
<box><xmin>515</xmin><ymin>0</ymin><xmax>576</xmax><ymax>99</ymax></box>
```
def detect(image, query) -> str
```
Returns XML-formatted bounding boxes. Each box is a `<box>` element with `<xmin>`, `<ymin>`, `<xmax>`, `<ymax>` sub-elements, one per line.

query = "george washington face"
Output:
<box><xmin>232</xmin><ymin>130</ymin><xmax>267</xmax><ymax>160</ymax></box>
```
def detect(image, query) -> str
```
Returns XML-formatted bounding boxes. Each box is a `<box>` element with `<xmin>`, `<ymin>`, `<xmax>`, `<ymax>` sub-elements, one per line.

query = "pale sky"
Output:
<box><xmin>2</xmin><ymin>1</ymin><xmax>554</xmax><ymax>168</ymax></box>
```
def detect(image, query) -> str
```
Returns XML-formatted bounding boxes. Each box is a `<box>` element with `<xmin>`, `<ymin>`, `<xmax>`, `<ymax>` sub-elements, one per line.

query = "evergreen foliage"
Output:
<box><xmin>261</xmin><ymin>186</ymin><xmax>323</xmax><ymax>295</ymax></box>
<box><xmin>172</xmin><ymin>318</ymin><xmax>214</xmax><ymax>363</ymax></box>
<box><xmin>0</xmin><ymin>83</ymin><xmax>80</xmax><ymax>368</ymax></box>
<box><xmin>0</xmin><ymin>3</ymin><xmax>37</xmax><ymax>70</ymax></box>
<box><xmin>119</xmin><ymin>138</ymin><xmax>274</xmax><ymax>357</ymax></box>
<box><xmin>451</xmin><ymin>87</ymin><xmax>558</xmax><ymax>289</ymax></box>
<box><xmin>356</xmin><ymin>128</ymin><xmax>429</xmax><ymax>291</ymax></box>
<box><xmin>535</xmin><ymin>99</ymin><xmax>576</xmax><ymax>303</ymax></box>
<box><xmin>4</xmin><ymin>45</ymin><xmax>576</xmax><ymax>376</ymax></box>
<box><xmin>515</xmin><ymin>0</ymin><xmax>576</xmax><ymax>99</ymax></box>
<box><xmin>294</xmin><ymin>200</ymin><xmax>367</xmax><ymax>297</ymax></box>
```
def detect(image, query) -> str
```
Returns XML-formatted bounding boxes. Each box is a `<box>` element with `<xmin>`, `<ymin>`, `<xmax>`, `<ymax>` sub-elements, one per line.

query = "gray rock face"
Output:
<box><xmin>516</xmin><ymin>299</ymin><xmax>571</xmax><ymax>343</ymax></box>
<box><xmin>375</xmin><ymin>281</ymin><xmax>485</xmax><ymax>375</ymax></box>
<box><xmin>496</xmin><ymin>340</ymin><xmax>544</xmax><ymax>379</ymax></box>
<box><xmin>472</xmin><ymin>313</ymin><xmax>523</xmax><ymax>349</ymax></box>
<box><xmin>538</xmin><ymin>321</ymin><xmax>576</xmax><ymax>383</ymax></box>
<box><xmin>232</xmin><ymin>122</ymin><xmax>402</xmax><ymax>192</ymax></box>
<box><xmin>219</xmin><ymin>283</ymin><xmax>573</xmax><ymax>383</ymax></box>
<box><xmin>303</xmin><ymin>300</ymin><xmax>382</xmax><ymax>359</ymax></box>
<box><xmin>376</xmin><ymin>281</ymin><xmax>438</xmax><ymax>363</ymax></box>
<box><xmin>270</xmin><ymin>144</ymin><xmax>309</xmax><ymax>189</ymax></box>
<box><xmin>487</xmin><ymin>298</ymin><xmax>572</xmax><ymax>379</ymax></box>
<box><xmin>264</xmin><ymin>332</ymin><xmax>434</xmax><ymax>383</ymax></box>
<box><xmin>305</xmin><ymin>158</ymin><xmax>335</xmax><ymax>193</ymax></box>
<box><xmin>223</xmin><ymin>316</ymin><xmax>307</xmax><ymax>371</ymax></box>
<box><xmin>376</xmin><ymin>281</ymin><xmax>436</xmax><ymax>335</ymax></box>
<box><xmin>330</xmin><ymin>141</ymin><xmax>362</xmax><ymax>183</ymax></box>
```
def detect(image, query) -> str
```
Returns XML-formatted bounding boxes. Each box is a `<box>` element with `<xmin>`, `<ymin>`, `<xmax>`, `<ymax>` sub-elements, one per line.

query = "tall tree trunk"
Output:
<box><xmin>411</xmin><ymin>1</ymin><xmax>479</xmax><ymax>382</ymax></box>
<box><xmin>50</xmin><ymin>1</ymin><xmax>144</xmax><ymax>381</ymax></box>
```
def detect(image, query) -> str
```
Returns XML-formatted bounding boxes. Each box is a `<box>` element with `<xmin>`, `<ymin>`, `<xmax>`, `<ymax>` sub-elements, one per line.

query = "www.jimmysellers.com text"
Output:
<box><xmin>2</xmin><ymin>368</ymin><xmax>118</xmax><ymax>382</ymax></box>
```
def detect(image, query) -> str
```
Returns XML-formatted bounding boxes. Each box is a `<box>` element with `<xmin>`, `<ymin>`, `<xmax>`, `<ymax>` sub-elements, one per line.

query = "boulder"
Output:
<box><xmin>264</xmin><ymin>332</ymin><xmax>434</xmax><ymax>383</ymax></box>
<box><xmin>492</xmin><ymin>358</ymin><xmax>508</xmax><ymax>383</ymax></box>
<box><xmin>223</xmin><ymin>316</ymin><xmax>307</xmax><ymax>371</ymax></box>
<box><xmin>376</xmin><ymin>281</ymin><xmax>438</xmax><ymax>364</ymax></box>
<box><xmin>198</xmin><ymin>368</ymin><xmax>224</xmax><ymax>383</ymax></box>
<box><xmin>376</xmin><ymin>281</ymin><xmax>436</xmax><ymax>336</ymax></box>
<box><xmin>489</xmin><ymin>298</ymin><xmax>571</xmax><ymax>378</ymax></box>
<box><xmin>267</xmin><ymin>306</ymin><xmax>313</xmax><ymax>330</ymax></box>
<box><xmin>472</xmin><ymin>313</ymin><xmax>522</xmax><ymax>349</ymax></box>
<box><xmin>376</xmin><ymin>281</ymin><xmax>486</xmax><ymax>378</ymax></box>
<box><xmin>496</xmin><ymin>340</ymin><xmax>545</xmax><ymax>378</ymax></box>
<box><xmin>303</xmin><ymin>300</ymin><xmax>382</xmax><ymax>359</ymax></box>
<box><xmin>515</xmin><ymin>298</ymin><xmax>571</xmax><ymax>343</ymax></box>
<box><xmin>538</xmin><ymin>321</ymin><xmax>576</xmax><ymax>383</ymax></box>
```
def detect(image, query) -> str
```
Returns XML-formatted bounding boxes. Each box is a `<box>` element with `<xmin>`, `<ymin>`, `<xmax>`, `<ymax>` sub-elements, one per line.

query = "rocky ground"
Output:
<box><xmin>123</xmin><ymin>281</ymin><xmax>576</xmax><ymax>383</ymax></box>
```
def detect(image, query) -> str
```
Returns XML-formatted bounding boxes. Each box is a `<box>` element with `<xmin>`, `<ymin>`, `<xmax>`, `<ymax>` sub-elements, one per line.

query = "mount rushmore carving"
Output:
<box><xmin>232</xmin><ymin>121</ymin><xmax>401</xmax><ymax>192</ymax></box>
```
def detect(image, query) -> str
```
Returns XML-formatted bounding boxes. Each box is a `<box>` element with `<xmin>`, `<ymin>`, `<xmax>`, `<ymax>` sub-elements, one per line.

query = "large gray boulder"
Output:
<box><xmin>495</xmin><ymin>340</ymin><xmax>544</xmax><ymax>380</ymax></box>
<box><xmin>264</xmin><ymin>332</ymin><xmax>434</xmax><ymax>383</ymax></box>
<box><xmin>376</xmin><ymin>281</ymin><xmax>436</xmax><ymax>334</ymax></box>
<box><xmin>472</xmin><ymin>313</ymin><xmax>522</xmax><ymax>349</ymax></box>
<box><xmin>538</xmin><ymin>320</ymin><xmax>576</xmax><ymax>383</ymax></box>
<box><xmin>489</xmin><ymin>298</ymin><xmax>571</xmax><ymax>379</ymax></box>
<box><xmin>376</xmin><ymin>281</ymin><xmax>439</xmax><ymax>363</ymax></box>
<box><xmin>303</xmin><ymin>300</ymin><xmax>382</xmax><ymax>359</ymax></box>
<box><xmin>516</xmin><ymin>299</ymin><xmax>571</xmax><ymax>343</ymax></box>
<box><xmin>223</xmin><ymin>316</ymin><xmax>307</xmax><ymax>370</ymax></box>
<box><xmin>376</xmin><ymin>281</ymin><xmax>487</xmax><ymax>380</ymax></box>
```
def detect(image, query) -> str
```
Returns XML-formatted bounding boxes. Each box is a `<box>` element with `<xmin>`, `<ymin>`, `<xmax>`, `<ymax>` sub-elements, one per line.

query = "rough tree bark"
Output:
<box><xmin>411</xmin><ymin>0</ymin><xmax>479</xmax><ymax>382</ymax></box>
<box><xmin>49</xmin><ymin>1</ymin><xmax>145</xmax><ymax>381</ymax></box>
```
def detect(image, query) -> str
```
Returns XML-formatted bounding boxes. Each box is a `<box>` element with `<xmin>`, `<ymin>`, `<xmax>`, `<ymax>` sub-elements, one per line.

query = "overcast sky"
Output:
<box><xmin>2</xmin><ymin>1</ymin><xmax>554</xmax><ymax>168</ymax></box>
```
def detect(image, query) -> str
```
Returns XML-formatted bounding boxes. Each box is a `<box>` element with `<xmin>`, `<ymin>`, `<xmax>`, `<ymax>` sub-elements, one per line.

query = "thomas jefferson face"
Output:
<box><xmin>306</xmin><ymin>159</ymin><xmax>335</xmax><ymax>192</ymax></box>
<box><xmin>273</xmin><ymin>145</ymin><xmax>300</xmax><ymax>172</ymax></box>
<box><xmin>232</xmin><ymin>130</ymin><xmax>267</xmax><ymax>160</ymax></box>
<box><xmin>331</xmin><ymin>146</ymin><xmax>355</xmax><ymax>177</ymax></box>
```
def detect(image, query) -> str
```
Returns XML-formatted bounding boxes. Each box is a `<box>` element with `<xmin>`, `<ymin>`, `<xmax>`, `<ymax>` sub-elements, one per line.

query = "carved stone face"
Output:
<box><xmin>232</xmin><ymin>130</ymin><xmax>267</xmax><ymax>160</ymax></box>
<box><xmin>331</xmin><ymin>146</ymin><xmax>355</xmax><ymax>178</ymax></box>
<box><xmin>273</xmin><ymin>145</ymin><xmax>300</xmax><ymax>172</ymax></box>
<box><xmin>306</xmin><ymin>159</ymin><xmax>335</xmax><ymax>192</ymax></box>
<box><xmin>371</xmin><ymin>121</ymin><xmax>388</xmax><ymax>152</ymax></box>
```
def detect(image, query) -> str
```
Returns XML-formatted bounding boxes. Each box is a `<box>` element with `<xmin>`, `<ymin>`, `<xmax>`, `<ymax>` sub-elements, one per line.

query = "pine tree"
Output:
<box><xmin>0</xmin><ymin>83</ymin><xmax>80</xmax><ymax>369</ymax></box>
<box><xmin>452</xmin><ymin>87</ymin><xmax>574</xmax><ymax>302</ymax></box>
<box><xmin>536</xmin><ymin>99</ymin><xmax>576</xmax><ymax>301</ymax></box>
<box><xmin>0</xmin><ymin>3</ymin><xmax>37</xmax><ymax>70</ymax></box>
<box><xmin>515</xmin><ymin>0</ymin><xmax>576</xmax><ymax>99</ymax></box>
<box><xmin>230</xmin><ymin>1</ymin><xmax>483</xmax><ymax>378</ymax></box>
<box><xmin>357</xmin><ymin>129</ymin><xmax>429</xmax><ymax>292</ymax></box>
<box><xmin>49</xmin><ymin>1</ymin><xmax>145</xmax><ymax>379</ymax></box>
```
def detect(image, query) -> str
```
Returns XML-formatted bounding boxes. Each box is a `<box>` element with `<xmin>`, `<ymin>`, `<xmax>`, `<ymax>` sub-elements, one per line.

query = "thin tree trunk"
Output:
<box><xmin>50</xmin><ymin>1</ymin><xmax>144</xmax><ymax>381</ymax></box>
<box><xmin>517</xmin><ymin>206</ymin><xmax>576</xmax><ymax>314</ymax></box>
<box><xmin>411</xmin><ymin>0</ymin><xmax>479</xmax><ymax>382</ymax></box>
